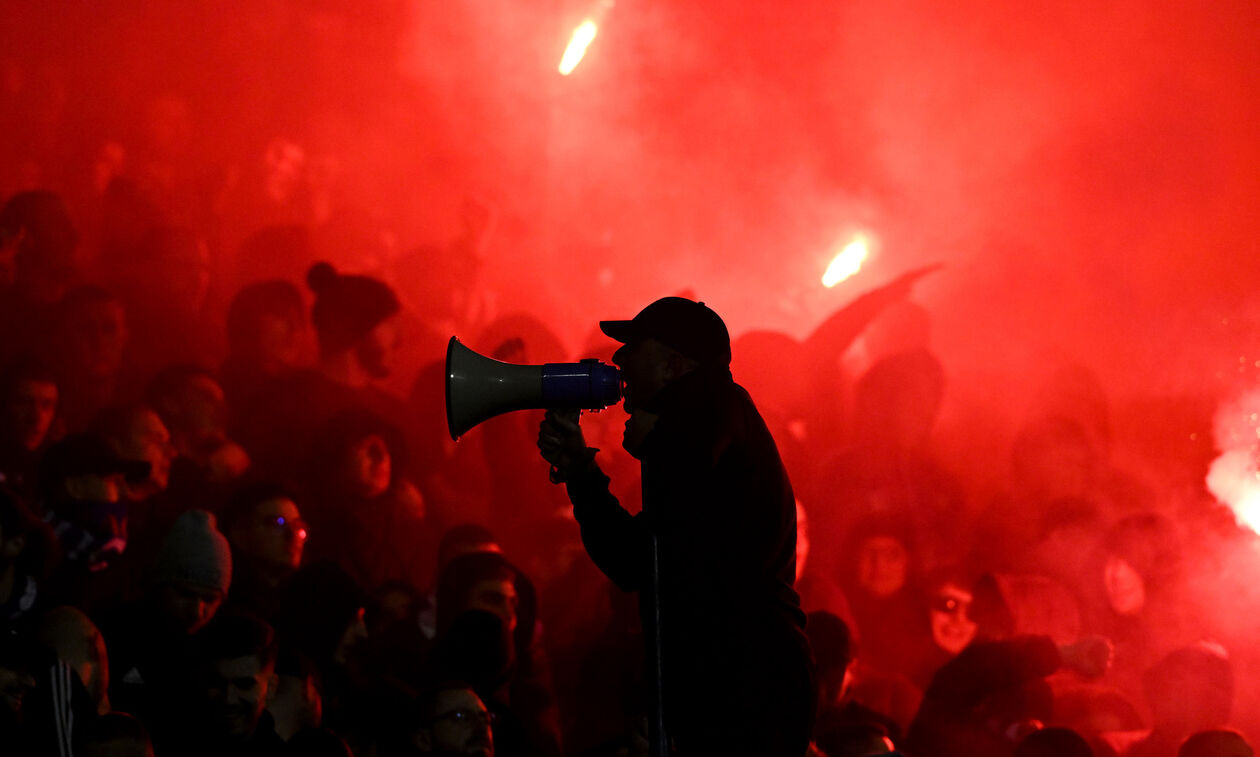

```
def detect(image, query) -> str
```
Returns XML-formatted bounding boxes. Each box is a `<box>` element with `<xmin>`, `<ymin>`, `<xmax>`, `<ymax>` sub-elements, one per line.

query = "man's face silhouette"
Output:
<box><xmin>613</xmin><ymin>337</ymin><xmax>684</xmax><ymax>414</ymax></box>
<box><xmin>613</xmin><ymin>337</ymin><xmax>685</xmax><ymax>457</ymax></box>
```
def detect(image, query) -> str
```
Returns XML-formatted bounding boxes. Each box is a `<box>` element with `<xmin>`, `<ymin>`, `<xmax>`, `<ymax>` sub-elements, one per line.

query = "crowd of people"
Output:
<box><xmin>1</xmin><ymin>138</ymin><xmax>1259</xmax><ymax>757</ymax></box>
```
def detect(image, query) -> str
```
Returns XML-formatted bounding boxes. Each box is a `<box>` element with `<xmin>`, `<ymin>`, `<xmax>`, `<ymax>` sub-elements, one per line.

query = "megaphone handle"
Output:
<box><xmin>547</xmin><ymin>447</ymin><xmax>600</xmax><ymax>485</ymax></box>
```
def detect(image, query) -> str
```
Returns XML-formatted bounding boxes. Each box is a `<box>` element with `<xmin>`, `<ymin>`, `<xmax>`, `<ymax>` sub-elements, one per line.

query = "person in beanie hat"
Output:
<box><xmin>307</xmin><ymin>261</ymin><xmax>400</xmax><ymax>382</ymax></box>
<box><xmin>98</xmin><ymin>510</ymin><xmax>233</xmax><ymax>734</ymax></box>
<box><xmin>151</xmin><ymin>509</ymin><xmax>233</xmax><ymax>632</ymax></box>
<box><xmin>236</xmin><ymin>262</ymin><xmax>409</xmax><ymax>488</ymax></box>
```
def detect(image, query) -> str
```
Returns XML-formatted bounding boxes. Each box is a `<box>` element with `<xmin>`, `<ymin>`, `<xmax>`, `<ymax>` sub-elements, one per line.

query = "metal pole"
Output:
<box><xmin>648</xmin><ymin>530</ymin><xmax>669</xmax><ymax>757</ymax></box>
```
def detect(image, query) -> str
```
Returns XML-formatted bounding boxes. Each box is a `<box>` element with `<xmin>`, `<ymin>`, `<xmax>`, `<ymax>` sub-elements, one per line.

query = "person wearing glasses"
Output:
<box><xmin>223</xmin><ymin>482</ymin><xmax>308</xmax><ymax>620</ymax></box>
<box><xmin>911</xmin><ymin>568</ymin><xmax>980</xmax><ymax>690</ymax></box>
<box><xmin>412</xmin><ymin>682</ymin><xmax>495</xmax><ymax>757</ymax></box>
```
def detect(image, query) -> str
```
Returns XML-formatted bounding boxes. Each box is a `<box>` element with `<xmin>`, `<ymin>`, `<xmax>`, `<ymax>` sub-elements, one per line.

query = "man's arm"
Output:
<box><xmin>539</xmin><ymin>411</ymin><xmax>647</xmax><ymax>591</ymax></box>
<box><xmin>565</xmin><ymin>463</ymin><xmax>648</xmax><ymax>592</ymax></box>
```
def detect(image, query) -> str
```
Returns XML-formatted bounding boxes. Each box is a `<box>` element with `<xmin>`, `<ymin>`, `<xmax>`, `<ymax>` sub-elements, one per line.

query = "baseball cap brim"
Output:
<box><xmin>599</xmin><ymin>319</ymin><xmax>639</xmax><ymax>344</ymax></box>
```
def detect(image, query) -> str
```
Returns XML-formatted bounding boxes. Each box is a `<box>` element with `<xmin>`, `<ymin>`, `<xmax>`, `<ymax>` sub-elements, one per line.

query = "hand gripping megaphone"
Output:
<box><xmin>445</xmin><ymin>336</ymin><xmax>622</xmax><ymax>440</ymax></box>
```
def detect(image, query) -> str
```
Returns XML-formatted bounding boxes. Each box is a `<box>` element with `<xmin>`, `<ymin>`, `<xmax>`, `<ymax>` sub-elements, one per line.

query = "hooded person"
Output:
<box><xmin>1081</xmin><ymin>512</ymin><xmax>1205</xmax><ymax>710</ymax></box>
<box><xmin>839</xmin><ymin>516</ymin><xmax>934</xmax><ymax>681</ymax></box>
<box><xmin>237</xmin><ymin>261</ymin><xmax>408</xmax><ymax>488</ymax></box>
<box><xmin>910</xmin><ymin>566</ymin><xmax>981</xmax><ymax>690</ymax></box>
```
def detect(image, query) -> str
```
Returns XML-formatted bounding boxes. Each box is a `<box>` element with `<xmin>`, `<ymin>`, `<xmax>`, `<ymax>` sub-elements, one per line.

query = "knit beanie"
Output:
<box><xmin>306</xmin><ymin>261</ymin><xmax>400</xmax><ymax>355</ymax></box>
<box><xmin>151</xmin><ymin>509</ymin><xmax>232</xmax><ymax>594</ymax></box>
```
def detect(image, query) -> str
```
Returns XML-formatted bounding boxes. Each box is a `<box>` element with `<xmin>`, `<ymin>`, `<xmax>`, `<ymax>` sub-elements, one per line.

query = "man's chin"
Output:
<box><xmin>621</xmin><ymin>428</ymin><xmax>642</xmax><ymax>459</ymax></box>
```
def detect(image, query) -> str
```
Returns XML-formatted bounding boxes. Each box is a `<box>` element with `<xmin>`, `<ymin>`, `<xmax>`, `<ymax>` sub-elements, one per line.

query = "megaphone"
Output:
<box><xmin>445</xmin><ymin>336</ymin><xmax>622</xmax><ymax>440</ymax></box>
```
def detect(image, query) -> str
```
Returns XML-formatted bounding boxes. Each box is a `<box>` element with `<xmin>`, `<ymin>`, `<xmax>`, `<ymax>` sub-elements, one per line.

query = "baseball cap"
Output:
<box><xmin>600</xmin><ymin>297</ymin><xmax>731</xmax><ymax>367</ymax></box>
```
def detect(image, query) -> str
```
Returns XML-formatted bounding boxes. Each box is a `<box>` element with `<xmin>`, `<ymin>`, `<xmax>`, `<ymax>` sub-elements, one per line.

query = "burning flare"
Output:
<box><xmin>1206</xmin><ymin>386</ymin><xmax>1260</xmax><ymax>534</ymax></box>
<box><xmin>559</xmin><ymin>20</ymin><xmax>599</xmax><ymax>75</ymax></box>
<box><xmin>822</xmin><ymin>236</ymin><xmax>870</xmax><ymax>288</ymax></box>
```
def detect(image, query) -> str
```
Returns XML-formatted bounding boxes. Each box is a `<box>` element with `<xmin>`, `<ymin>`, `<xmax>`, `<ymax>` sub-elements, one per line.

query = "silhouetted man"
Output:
<box><xmin>538</xmin><ymin>297</ymin><xmax>814</xmax><ymax>756</ymax></box>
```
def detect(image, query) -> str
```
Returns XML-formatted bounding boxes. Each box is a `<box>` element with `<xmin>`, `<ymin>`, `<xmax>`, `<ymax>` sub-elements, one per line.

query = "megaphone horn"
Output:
<box><xmin>445</xmin><ymin>336</ymin><xmax>622</xmax><ymax>440</ymax></box>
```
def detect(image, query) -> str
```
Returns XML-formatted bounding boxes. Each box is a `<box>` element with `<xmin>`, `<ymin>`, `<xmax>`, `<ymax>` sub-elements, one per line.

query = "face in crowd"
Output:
<box><xmin>1103</xmin><ymin>555</ymin><xmax>1146</xmax><ymax>616</ymax></box>
<box><xmin>4</xmin><ymin>376</ymin><xmax>57</xmax><ymax>451</ymax></box>
<box><xmin>415</xmin><ymin>686</ymin><xmax>495</xmax><ymax>757</ymax></box>
<box><xmin>346</xmin><ymin>433</ymin><xmax>392</xmax><ymax>499</ymax></box>
<box><xmin>64</xmin><ymin>296</ymin><xmax>128</xmax><ymax>380</ymax></box>
<box><xmin>235</xmin><ymin>496</ymin><xmax>306</xmax><ymax>571</ymax></box>
<box><xmin>159</xmin><ymin>582</ymin><xmax>224</xmax><ymax>635</ymax></box>
<box><xmin>355</xmin><ymin>318</ymin><xmax>399</xmax><ymax>380</ymax></box>
<box><xmin>856</xmin><ymin>535</ymin><xmax>909</xmax><ymax>599</ymax></box>
<box><xmin>465</xmin><ymin>577</ymin><xmax>519</xmax><ymax>636</ymax></box>
<box><xmin>163</xmin><ymin>373</ymin><xmax>230</xmax><ymax>457</ymax></box>
<box><xmin>114</xmin><ymin>407</ymin><xmax>177</xmax><ymax>499</ymax></box>
<box><xmin>204</xmin><ymin>652</ymin><xmax>277</xmax><ymax>741</ymax></box>
<box><xmin>929</xmin><ymin>581</ymin><xmax>978</xmax><ymax>655</ymax></box>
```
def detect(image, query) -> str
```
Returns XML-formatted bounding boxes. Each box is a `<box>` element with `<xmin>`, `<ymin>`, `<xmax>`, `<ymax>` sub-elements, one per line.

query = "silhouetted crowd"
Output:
<box><xmin>1</xmin><ymin>177</ymin><xmax>1259</xmax><ymax>757</ymax></box>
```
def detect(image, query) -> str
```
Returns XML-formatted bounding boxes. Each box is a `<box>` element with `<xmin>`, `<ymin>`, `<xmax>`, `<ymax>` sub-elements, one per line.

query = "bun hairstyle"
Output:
<box><xmin>306</xmin><ymin>261</ymin><xmax>338</xmax><ymax>294</ymax></box>
<box><xmin>304</xmin><ymin>261</ymin><xmax>400</xmax><ymax>355</ymax></box>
